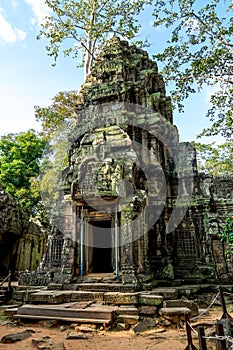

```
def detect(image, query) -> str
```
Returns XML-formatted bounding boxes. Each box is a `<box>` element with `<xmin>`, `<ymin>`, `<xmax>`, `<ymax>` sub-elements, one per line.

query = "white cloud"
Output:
<box><xmin>0</xmin><ymin>13</ymin><xmax>27</xmax><ymax>44</ymax></box>
<box><xmin>24</xmin><ymin>0</ymin><xmax>51</xmax><ymax>25</ymax></box>
<box><xmin>15</xmin><ymin>28</ymin><xmax>27</xmax><ymax>41</ymax></box>
<box><xmin>11</xmin><ymin>0</ymin><xmax>18</xmax><ymax>9</ymax></box>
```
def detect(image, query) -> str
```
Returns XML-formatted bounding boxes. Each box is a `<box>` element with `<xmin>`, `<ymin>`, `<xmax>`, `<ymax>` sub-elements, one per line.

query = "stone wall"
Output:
<box><xmin>0</xmin><ymin>184</ymin><xmax>48</xmax><ymax>278</ymax></box>
<box><xmin>200</xmin><ymin>175</ymin><xmax>233</xmax><ymax>281</ymax></box>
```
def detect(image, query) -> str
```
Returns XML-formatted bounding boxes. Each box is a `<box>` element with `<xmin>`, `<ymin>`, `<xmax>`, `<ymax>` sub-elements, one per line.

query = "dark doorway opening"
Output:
<box><xmin>92</xmin><ymin>220</ymin><xmax>113</xmax><ymax>273</ymax></box>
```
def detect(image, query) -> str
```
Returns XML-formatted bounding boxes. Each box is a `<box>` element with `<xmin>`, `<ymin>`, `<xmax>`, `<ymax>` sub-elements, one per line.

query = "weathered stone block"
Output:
<box><xmin>1</xmin><ymin>330</ymin><xmax>32</xmax><ymax>343</ymax></box>
<box><xmin>138</xmin><ymin>294</ymin><xmax>163</xmax><ymax>306</ymax></box>
<box><xmin>44</xmin><ymin>292</ymin><xmax>65</xmax><ymax>304</ymax></box>
<box><xmin>150</xmin><ymin>288</ymin><xmax>178</xmax><ymax>299</ymax></box>
<box><xmin>159</xmin><ymin>307</ymin><xmax>191</xmax><ymax>323</ymax></box>
<box><xmin>47</xmin><ymin>283</ymin><xmax>63</xmax><ymax>290</ymax></box>
<box><xmin>71</xmin><ymin>291</ymin><xmax>104</xmax><ymax>302</ymax></box>
<box><xmin>132</xmin><ymin>317</ymin><xmax>156</xmax><ymax>333</ymax></box>
<box><xmin>163</xmin><ymin>300</ymin><xmax>198</xmax><ymax>316</ymax></box>
<box><xmin>138</xmin><ymin>306</ymin><xmax>157</xmax><ymax>316</ymax></box>
<box><xmin>117</xmin><ymin>315</ymin><xmax>139</xmax><ymax>325</ymax></box>
<box><xmin>104</xmin><ymin>292</ymin><xmax>139</xmax><ymax>305</ymax></box>
<box><xmin>117</xmin><ymin>306</ymin><xmax>138</xmax><ymax>316</ymax></box>
<box><xmin>29</xmin><ymin>291</ymin><xmax>48</xmax><ymax>303</ymax></box>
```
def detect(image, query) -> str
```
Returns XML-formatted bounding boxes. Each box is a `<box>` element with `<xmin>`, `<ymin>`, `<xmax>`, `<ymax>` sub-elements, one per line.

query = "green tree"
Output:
<box><xmin>0</xmin><ymin>130</ymin><xmax>47</xmax><ymax>219</ymax></box>
<box><xmin>152</xmin><ymin>0</ymin><xmax>233</xmax><ymax>139</ymax></box>
<box><xmin>195</xmin><ymin>141</ymin><xmax>233</xmax><ymax>175</ymax></box>
<box><xmin>220</xmin><ymin>215</ymin><xmax>233</xmax><ymax>255</ymax></box>
<box><xmin>38</xmin><ymin>0</ymin><xmax>150</xmax><ymax>77</ymax></box>
<box><xmin>35</xmin><ymin>90</ymin><xmax>79</xmax><ymax>137</ymax></box>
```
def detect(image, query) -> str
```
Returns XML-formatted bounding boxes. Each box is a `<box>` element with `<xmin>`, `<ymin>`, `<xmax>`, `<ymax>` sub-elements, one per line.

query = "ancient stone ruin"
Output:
<box><xmin>15</xmin><ymin>37</ymin><xmax>233</xmax><ymax>289</ymax></box>
<box><xmin>0</xmin><ymin>185</ymin><xmax>47</xmax><ymax>279</ymax></box>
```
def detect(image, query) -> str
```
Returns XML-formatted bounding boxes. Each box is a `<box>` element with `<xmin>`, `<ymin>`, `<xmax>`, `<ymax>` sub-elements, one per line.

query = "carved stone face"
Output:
<box><xmin>68</xmin><ymin>125</ymin><xmax>147</xmax><ymax>213</ymax></box>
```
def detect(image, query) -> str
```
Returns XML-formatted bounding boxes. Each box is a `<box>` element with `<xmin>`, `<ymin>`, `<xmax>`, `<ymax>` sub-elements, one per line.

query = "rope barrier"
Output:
<box><xmin>187</xmin><ymin>321</ymin><xmax>198</xmax><ymax>336</ymax></box>
<box><xmin>184</xmin><ymin>287</ymin><xmax>233</xmax><ymax>348</ymax></box>
<box><xmin>203</xmin><ymin>335</ymin><xmax>233</xmax><ymax>344</ymax></box>
<box><xmin>190</xmin><ymin>291</ymin><xmax>220</xmax><ymax>321</ymax></box>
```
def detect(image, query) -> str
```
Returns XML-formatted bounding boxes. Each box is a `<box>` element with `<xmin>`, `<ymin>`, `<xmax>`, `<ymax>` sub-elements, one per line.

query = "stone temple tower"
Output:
<box><xmin>21</xmin><ymin>37</ymin><xmax>231</xmax><ymax>289</ymax></box>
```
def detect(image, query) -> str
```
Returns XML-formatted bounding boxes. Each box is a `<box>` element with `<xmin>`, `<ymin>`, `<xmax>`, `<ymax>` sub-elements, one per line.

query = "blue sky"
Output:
<box><xmin>0</xmin><ymin>0</ymin><xmax>221</xmax><ymax>143</ymax></box>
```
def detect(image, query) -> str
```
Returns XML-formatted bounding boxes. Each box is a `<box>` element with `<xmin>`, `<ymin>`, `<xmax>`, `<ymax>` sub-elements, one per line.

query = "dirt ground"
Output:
<box><xmin>0</xmin><ymin>306</ymin><xmax>226</xmax><ymax>350</ymax></box>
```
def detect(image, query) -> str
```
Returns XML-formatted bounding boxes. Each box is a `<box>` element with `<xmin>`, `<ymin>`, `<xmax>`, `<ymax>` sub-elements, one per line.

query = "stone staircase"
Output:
<box><xmin>13</xmin><ymin>303</ymin><xmax>117</xmax><ymax>326</ymax></box>
<box><xmin>0</xmin><ymin>286</ymin><xmax>11</xmax><ymax>305</ymax></box>
<box><xmin>4</xmin><ymin>283</ymin><xmax>224</xmax><ymax>329</ymax></box>
<box><xmin>4</xmin><ymin>286</ymin><xmax>190</xmax><ymax>327</ymax></box>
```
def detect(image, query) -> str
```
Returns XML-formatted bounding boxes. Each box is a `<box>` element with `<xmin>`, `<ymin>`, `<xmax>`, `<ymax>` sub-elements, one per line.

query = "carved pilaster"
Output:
<box><xmin>120</xmin><ymin>211</ymin><xmax>137</xmax><ymax>285</ymax></box>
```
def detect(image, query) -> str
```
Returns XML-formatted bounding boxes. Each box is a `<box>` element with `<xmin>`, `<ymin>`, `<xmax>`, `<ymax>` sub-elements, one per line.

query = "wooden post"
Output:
<box><xmin>115</xmin><ymin>206</ymin><xmax>119</xmax><ymax>278</ymax></box>
<box><xmin>80</xmin><ymin>207</ymin><xmax>84</xmax><ymax>276</ymax></box>
<box><xmin>7</xmin><ymin>270</ymin><xmax>11</xmax><ymax>292</ymax></box>
<box><xmin>218</xmin><ymin>285</ymin><xmax>233</xmax><ymax>322</ymax></box>
<box><xmin>216</xmin><ymin>320</ymin><xmax>226</xmax><ymax>350</ymax></box>
<box><xmin>184</xmin><ymin>313</ymin><xmax>198</xmax><ymax>350</ymax></box>
<box><xmin>198</xmin><ymin>326</ymin><xmax>207</xmax><ymax>350</ymax></box>
<box><xmin>219</xmin><ymin>286</ymin><xmax>227</xmax><ymax>316</ymax></box>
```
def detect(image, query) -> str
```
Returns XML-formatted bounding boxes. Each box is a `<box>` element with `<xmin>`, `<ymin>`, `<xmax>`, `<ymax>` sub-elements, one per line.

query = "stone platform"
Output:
<box><xmin>13</xmin><ymin>302</ymin><xmax>116</xmax><ymax>326</ymax></box>
<box><xmin>6</xmin><ymin>282</ymin><xmax>229</xmax><ymax>329</ymax></box>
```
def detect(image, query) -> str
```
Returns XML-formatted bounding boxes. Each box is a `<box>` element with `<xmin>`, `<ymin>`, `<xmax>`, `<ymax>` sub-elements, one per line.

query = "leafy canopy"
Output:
<box><xmin>220</xmin><ymin>215</ymin><xmax>233</xmax><ymax>255</ymax></box>
<box><xmin>0</xmin><ymin>130</ymin><xmax>47</xmax><ymax>219</ymax></box>
<box><xmin>152</xmin><ymin>0</ymin><xmax>233</xmax><ymax>139</ymax></box>
<box><xmin>38</xmin><ymin>0</ymin><xmax>151</xmax><ymax>76</ymax></box>
<box><xmin>195</xmin><ymin>141</ymin><xmax>233</xmax><ymax>175</ymax></box>
<box><xmin>35</xmin><ymin>90</ymin><xmax>79</xmax><ymax>137</ymax></box>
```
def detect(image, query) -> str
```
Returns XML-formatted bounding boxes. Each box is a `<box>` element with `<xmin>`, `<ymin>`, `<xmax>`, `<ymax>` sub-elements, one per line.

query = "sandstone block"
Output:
<box><xmin>71</xmin><ymin>291</ymin><xmax>104</xmax><ymax>302</ymax></box>
<box><xmin>159</xmin><ymin>307</ymin><xmax>191</xmax><ymax>323</ymax></box>
<box><xmin>104</xmin><ymin>292</ymin><xmax>139</xmax><ymax>305</ymax></box>
<box><xmin>117</xmin><ymin>315</ymin><xmax>139</xmax><ymax>325</ymax></box>
<box><xmin>132</xmin><ymin>317</ymin><xmax>156</xmax><ymax>333</ymax></box>
<box><xmin>138</xmin><ymin>294</ymin><xmax>163</xmax><ymax>306</ymax></box>
<box><xmin>163</xmin><ymin>299</ymin><xmax>198</xmax><ymax>316</ymax></box>
<box><xmin>150</xmin><ymin>288</ymin><xmax>178</xmax><ymax>299</ymax></box>
<box><xmin>138</xmin><ymin>306</ymin><xmax>157</xmax><ymax>316</ymax></box>
<box><xmin>1</xmin><ymin>330</ymin><xmax>32</xmax><ymax>343</ymax></box>
<box><xmin>117</xmin><ymin>306</ymin><xmax>138</xmax><ymax>316</ymax></box>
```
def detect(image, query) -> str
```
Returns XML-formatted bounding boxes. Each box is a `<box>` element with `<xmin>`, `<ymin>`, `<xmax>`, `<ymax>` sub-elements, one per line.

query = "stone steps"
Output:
<box><xmin>13</xmin><ymin>314</ymin><xmax>112</xmax><ymax>325</ymax></box>
<box><xmin>13</xmin><ymin>303</ymin><xmax>117</xmax><ymax>325</ymax></box>
<box><xmin>76</xmin><ymin>283</ymin><xmax>136</xmax><ymax>292</ymax></box>
<box><xmin>24</xmin><ymin>290</ymin><xmax>165</xmax><ymax>307</ymax></box>
<box><xmin>29</xmin><ymin>290</ymin><xmax>104</xmax><ymax>304</ymax></box>
<box><xmin>0</xmin><ymin>286</ymin><xmax>10</xmax><ymax>305</ymax></box>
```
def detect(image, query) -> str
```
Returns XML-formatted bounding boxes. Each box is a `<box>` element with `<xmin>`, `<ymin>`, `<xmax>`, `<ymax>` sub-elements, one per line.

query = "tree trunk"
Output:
<box><xmin>84</xmin><ymin>37</ymin><xmax>94</xmax><ymax>79</ymax></box>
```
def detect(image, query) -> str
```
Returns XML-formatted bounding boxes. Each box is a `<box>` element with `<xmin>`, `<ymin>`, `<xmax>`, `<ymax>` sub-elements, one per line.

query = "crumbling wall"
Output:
<box><xmin>0</xmin><ymin>185</ymin><xmax>48</xmax><ymax>278</ymax></box>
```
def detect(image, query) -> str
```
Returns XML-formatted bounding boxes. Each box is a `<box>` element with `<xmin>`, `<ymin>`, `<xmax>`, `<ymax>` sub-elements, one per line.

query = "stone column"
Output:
<box><xmin>120</xmin><ymin>210</ymin><xmax>138</xmax><ymax>285</ymax></box>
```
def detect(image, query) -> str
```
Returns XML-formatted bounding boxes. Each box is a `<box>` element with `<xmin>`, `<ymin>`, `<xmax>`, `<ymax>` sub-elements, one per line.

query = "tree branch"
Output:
<box><xmin>81</xmin><ymin>42</ymin><xmax>95</xmax><ymax>58</ymax></box>
<box><xmin>166</xmin><ymin>74</ymin><xmax>233</xmax><ymax>85</ymax></box>
<box><xmin>187</xmin><ymin>12</ymin><xmax>233</xmax><ymax>50</ymax></box>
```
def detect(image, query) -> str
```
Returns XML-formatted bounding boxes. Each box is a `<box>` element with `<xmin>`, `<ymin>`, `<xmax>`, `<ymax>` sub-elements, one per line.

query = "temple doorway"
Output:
<box><xmin>91</xmin><ymin>220</ymin><xmax>113</xmax><ymax>273</ymax></box>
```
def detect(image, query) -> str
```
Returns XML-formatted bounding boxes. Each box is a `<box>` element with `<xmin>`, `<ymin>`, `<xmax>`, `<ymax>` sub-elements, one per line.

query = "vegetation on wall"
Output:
<box><xmin>220</xmin><ymin>216</ymin><xmax>233</xmax><ymax>255</ymax></box>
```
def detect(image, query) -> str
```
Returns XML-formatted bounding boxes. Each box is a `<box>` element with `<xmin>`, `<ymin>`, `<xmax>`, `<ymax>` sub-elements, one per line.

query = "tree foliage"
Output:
<box><xmin>220</xmin><ymin>215</ymin><xmax>233</xmax><ymax>255</ymax></box>
<box><xmin>195</xmin><ymin>141</ymin><xmax>233</xmax><ymax>175</ymax></box>
<box><xmin>35</xmin><ymin>90</ymin><xmax>79</xmax><ymax>137</ymax></box>
<box><xmin>38</xmin><ymin>0</ymin><xmax>151</xmax><ymax>76</ymax></box>
<box><xmin>152</xmin><ymin>0</ymin><xmax>233</xmax><ymax>139</ymax></box>
<box><xmin>0</xmin><ymin>130</ymin><xmax>47</xmax><ymax>219</ymax></box>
